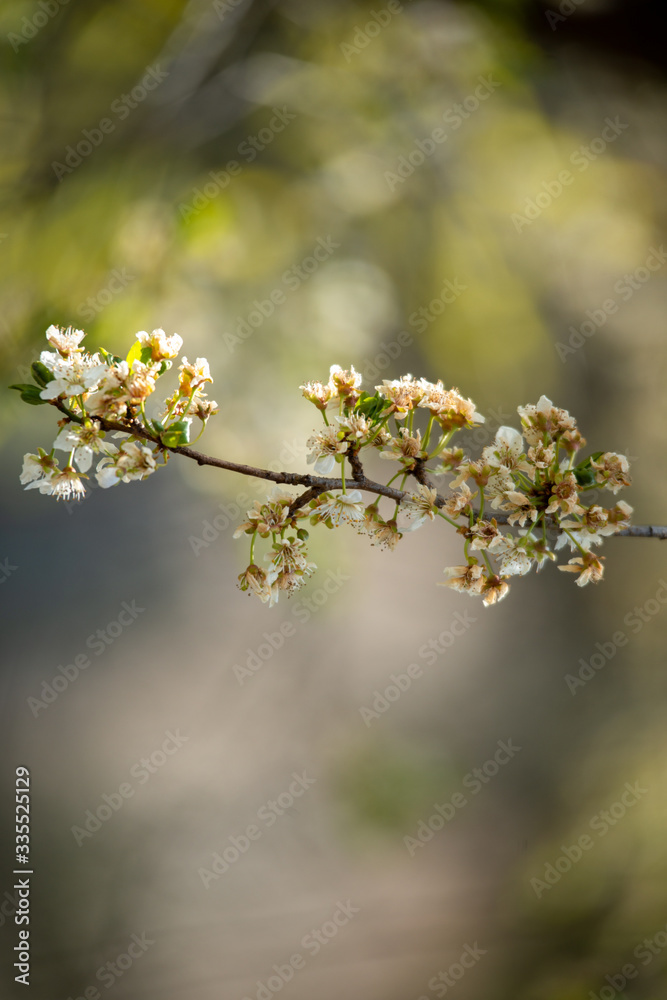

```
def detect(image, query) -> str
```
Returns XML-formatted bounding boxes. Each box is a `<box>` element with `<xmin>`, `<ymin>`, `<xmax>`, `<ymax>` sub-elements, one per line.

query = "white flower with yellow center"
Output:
<box><xmin>591</xmin><ymin>452</ymin><xmax>631</xmax><ymax>494</ymax></box>
<box><xmin>96</xmin><ymin>441</ymin><xmax>157</xmax><ymax>488</ymax></box>
<box><xmin>312</xmin><ymin>490</ymin><xmax>366</xmax><ymax>527</ymax></box>
<box><xmin>45</xmin><ymin>324</ymin><xmax>86</xmax><ymax>356</ymax></box>
<box><xmin>179</xmin><ymin>357</ymin><xmax>213</xmax><ymax>394</ymax></box>
<box><xmin>375</xmin><ymin>375</ymin><xmax>423</xmax><ymax>418</ymax></box>
<box><xmin>336</xmin><ymin>413</ymin><xmax>371</xmax><ymax>442</ymax></box>
<box><xmin>306</xmin><ymin>426</ymin><xmax>347</xmax><ymax>475</ymax></box>
<box><xmin>517</xmin><ymin>396</ymin><xmax>577</xmax><ymax>446</ymax></box>
<box><xmin>137</xmin><ymin>328</ymin><xmax>183</xmax><ymax>361</ymax></box>
<box><xmin>328</xmin><ymin>364</ymin><xmax>362</xmax><ymax>400</ymax></box>
<box><xmin>233</xmin><ymin>488</ymin><xmax>293</xmax><ymax>538</ymax></box>
<box><xmin>39</xmin><ymin>351</ymin><xmax>109</xmax><ymax>400</ymax></box>
<box><xmin>26</xmin><ymin>464</ymin><xmax>86</xmax><ymax>501</ymax></box>
<box><xmin>266</xmin><ymin>538</ymin><xmax>316</xmax><ymax>578</ymax></box>
<box><xmin>397</xmin><ymin>484</ymin><xmax>439</xmax><ymax>531</ymax></box>
<box><xmin>300</xmin><ymin>380</ymin><xmax>334</xmax><ymax>409</ymax></box>
<box><xmin>492</xmin><ymin>537</ymin><xmax>533</xmax><ymax>576</ymax></box>
<box><xmin>559</xmin><ymin>552</ymin><xmax>605</xmax><ymax>586</ymax></box>
<box><xmin>482</xmin><ymin>427</ymin><xmax>531</xmax><ymax>475</ymax></box>
<box><xmin>442</xmin><ymin>482</ymin><xmax>475</xmax><ymax>518</ymax></box>
<box><xmin>418</xmin><ymin>382</ymin><xmax>485</xmax><ymax>428</ymax></box>
<box><xmin>53</xmin><ymin>421</ymin><xmax>116</xmax><ymax>473</ymax></box>
<box><xmin>379</xmin><ymin>427</ymin><xmax>424</xmax><ymax>463</ymax></box>
<box><xmin>20</xmin><ymin>450</ymin><xmax>59</xmax><ymax>487</ymax></box>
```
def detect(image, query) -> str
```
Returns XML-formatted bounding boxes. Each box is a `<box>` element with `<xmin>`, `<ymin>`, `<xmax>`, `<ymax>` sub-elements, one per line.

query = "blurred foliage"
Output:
<box><xmin>332</xmin><ymin>736</ymin><xmax>456</xmax><ymax>839</ymax></box>
<box><xmin>2</xmin><ymin>2</ymin><xmax>667</xmax><ymax>997</ymax></box>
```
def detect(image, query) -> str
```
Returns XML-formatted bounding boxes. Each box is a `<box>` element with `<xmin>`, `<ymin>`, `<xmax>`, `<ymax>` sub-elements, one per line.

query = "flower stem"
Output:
<box><xmin>436</xmin><ymin>510</ymin><xmax>460</xmax><ymax>529</ymax></box>
<box><xmin>422</xmin><ymin>413</ymin><xmax>435</xmax><ymax>450</ymax></box>
<box><xmin>563</xmin><ymin>526</ymin><xmax>588</xmax><ymax>556</ymax></box>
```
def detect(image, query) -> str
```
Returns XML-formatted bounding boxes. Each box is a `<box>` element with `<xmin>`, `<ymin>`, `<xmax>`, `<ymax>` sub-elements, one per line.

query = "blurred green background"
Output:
<box><xmin>2</xmin><ymin>1</ymin><xmax>667</xmax><ymax>997</ymax></box>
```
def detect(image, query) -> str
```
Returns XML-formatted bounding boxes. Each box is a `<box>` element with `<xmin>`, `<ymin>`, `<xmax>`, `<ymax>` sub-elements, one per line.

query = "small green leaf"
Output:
<box><xmin>126</xmin><ymin>341</ymin><xmax>152</xmax><ymax>368</ymax></box>
<box><xmin>126</xmin><ymin>340</ymin><xmax>142</xmax><ymax>367</ymax></box>
<box><xmin>160</xmin><ymin>419</ymin><xmax>191</xmax><ymax>447</ymax></box>
<box><xmin>100</xmin><ymin>348</ymin><xmax>124</xmax><ymax>365</ymax></box>
<box><xmin>9</xmin><ymin>383</ymin><xmax>49</xmax><ymax>405</ymax></box>
<box><xmin>355</xmin><ymin>390</ymin><xmax>388</xmax><ymax>423</ymax></box>
<box><xmin>573</xmin><ymin>452</ymin><xmax>604</xmax><ymax>487</ymax></box>
<box><xmin>31</xmin><ymin>362</ymin><xmax>54</xmax><ymax>387</ymax></box>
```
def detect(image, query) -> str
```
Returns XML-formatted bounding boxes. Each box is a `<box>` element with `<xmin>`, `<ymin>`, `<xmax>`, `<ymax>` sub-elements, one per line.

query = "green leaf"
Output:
<box><xmin>126</xmin><ymin>342</ymin><xmax>153</xmax><ymax>368</ymax></box>
<box><xmin>31</xmin><ymin>361</ymin><xmax>54</xmax><ymax>387</ymax></box>
<box><xmin>125</xmin><ymin>340</ymin><xmax>142</xmax><ymax>367</ymax></box>
<box><xmin>9</xmin><ymin>383</ymin><xmax>49</xmax><ymax>405</ymax></box>
<box><xmin>160</xmin><ymin>419</ymin><xmax>191</xmax><ymax>447</ymax></box>
<box><xmin>573</xmin><ymin>452</ymin><xmax>604</xmax><ymax>487</ymax></box>
<box><xmin>100</xmin><ymin>348</ymin><xmax>124</xmax><ymax>365</ymax></box>
<box><xmin>355</xmin><ymin>390</ymin><xmax>388</xmax><ymax>423</ymax></box>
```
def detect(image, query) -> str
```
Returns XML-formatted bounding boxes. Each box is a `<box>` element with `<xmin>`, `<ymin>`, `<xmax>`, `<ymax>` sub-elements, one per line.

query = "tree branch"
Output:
<box><xmin>616</xmin><ymin>525</ymin><xmax>667</xmax><ymax>539</ymax></box>
<box><xmin>52</xmin><ymin>400</ymin><xmax>667</xmax><ymax>538</ymax></box>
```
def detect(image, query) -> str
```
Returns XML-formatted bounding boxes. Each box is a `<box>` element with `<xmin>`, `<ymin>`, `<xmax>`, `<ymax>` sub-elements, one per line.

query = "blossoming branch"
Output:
<box><xmin>12</xmin><ymin>325</ymin><xmax>664</xmax><ymax>609</ymax></box>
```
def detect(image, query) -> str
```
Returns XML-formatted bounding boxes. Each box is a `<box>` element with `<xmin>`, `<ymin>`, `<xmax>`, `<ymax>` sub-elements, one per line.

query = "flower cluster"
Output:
<box><xmin>233</xmin><ymin>369</ymin><xmax>632</xmax><ymax>607</ymax></box>
<box><xmin>15</xmin><ymin>338</ymin><xmax>633</xmax><ymax>609</ymax></box>
<box><xmin>13</xmin><ymin>324</ymin><xmax>217</xmax><ymax>500</ymax></box>
<box><xmin>234</xmin><ymin>489</ymin><xmax>317</xmax><ymax>606</ymax></box>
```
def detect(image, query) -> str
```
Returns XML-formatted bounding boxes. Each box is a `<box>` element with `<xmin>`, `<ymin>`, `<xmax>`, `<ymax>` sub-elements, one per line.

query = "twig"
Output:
<box><xmin>51</xmin><ymin>400</ymin><xmax>667</xmax><ymax>538</ymax></box>
<box><xmin>616</xmin><ymin>525</ymin><xmax>667</xmax><ymax>539</ymax></box>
